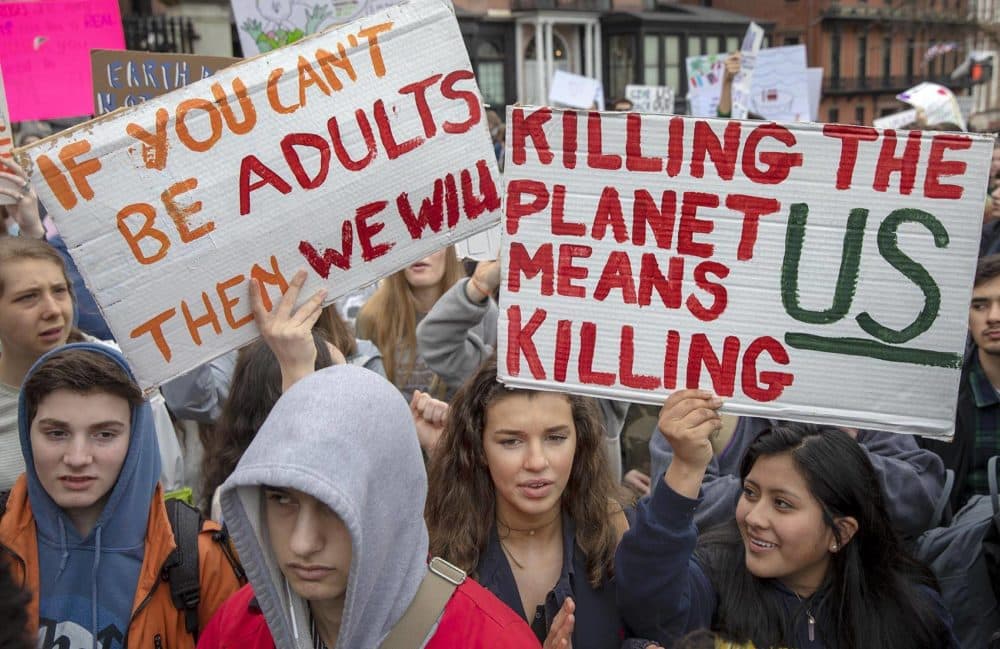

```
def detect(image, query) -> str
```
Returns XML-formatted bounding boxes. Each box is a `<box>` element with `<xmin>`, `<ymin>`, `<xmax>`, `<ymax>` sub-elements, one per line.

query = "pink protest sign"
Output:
<box><xmin>0</xmin><ymin>0</ymin><xmax>125</xmax><ymax>121</ymax></box>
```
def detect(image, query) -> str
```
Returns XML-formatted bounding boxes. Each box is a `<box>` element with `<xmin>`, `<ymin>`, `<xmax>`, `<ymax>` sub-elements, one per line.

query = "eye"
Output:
<box><xmin>265</xmin><ymin>490</ymin><xmax>295</xmax><ymax>506</ymax></box>
<box><xmin>741</xmin><ymin>485</ymin><xmax>758</xmax><ymax>500</ymax></box>
<box><xmin>44</xmin><ymin>429</ymin><xmax>69</xmax><ymax>440</ymax></box>
<box><xmin>546</xmin><ymin>433</ymin><xmax>568</xmax><ymax>443</ymax></box>
<box><xmin>498</xmin><ymin>438</ymin><xmax>522</xmax><ymax>449</ymax></box>
<box><xmin>14</xmin><ymin>292</ymin><xmax>37</xmax><ymax>303</ymax></box>
<box><xmin>774</xmin><ymin>498</ymin><xmax>794</xmax><ymax>510</ymax></box>
<box><xmin>93</xmin><ymin>430</ymin><xmax>120</xmax><ymax>442</ymax></box>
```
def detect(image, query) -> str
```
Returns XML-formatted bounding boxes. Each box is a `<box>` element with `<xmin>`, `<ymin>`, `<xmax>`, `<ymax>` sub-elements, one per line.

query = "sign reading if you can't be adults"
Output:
<box><xmin>21</xmin><ymin>0</ymin><xmax>502</xmax><ymax>391</ymax></box>
<box><xmin>498</xmin><ymin>107</ymin><xmax>993</xmax><ymax>439</ymax></box>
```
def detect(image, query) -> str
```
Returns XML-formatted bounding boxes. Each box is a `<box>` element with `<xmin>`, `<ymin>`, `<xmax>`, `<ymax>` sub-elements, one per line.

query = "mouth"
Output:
<box><xmin>59</xmin><ymin>476</ymin><xmax>96</xmax><ymax>490</ymax></box>
<box><xmin>288</xmin><ymin>564</ymin><xmax>335</xmax><ymax>581</ymax></box>
<box><xmin>984</xmin><ymin>329</ymin><xmax>1000</xmax><ymax>340</ymax></box>
<box><xmin>39</xmin><ymin>326</ymin><xmax>64</xmax><ymax>342</ymax></box>
<box><xmin>517</xmin><ymin>479</ymin><xmax>554</xmax><ymax>499</ymax></box>
<box><xmin>409</xmin><ymin>262</ymin><xmax>431</xmax><ymax>271</ymax></box>
<box><xmin>746</xmin><ymin>535</ymin><xmax>778</xmax><ymax>553</ymax></box>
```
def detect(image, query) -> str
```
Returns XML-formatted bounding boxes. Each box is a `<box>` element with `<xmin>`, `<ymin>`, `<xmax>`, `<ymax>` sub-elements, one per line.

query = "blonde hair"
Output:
<box><xmin>356</xmin><ymin>246</ymin><xmax>463</xmax><ymax>388</ymax></box>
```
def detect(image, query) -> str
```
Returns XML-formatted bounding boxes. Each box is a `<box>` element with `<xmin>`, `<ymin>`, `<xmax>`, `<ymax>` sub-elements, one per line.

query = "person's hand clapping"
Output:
<box><xmin>250</xmin><ymin>269</ymin><xmax>327</xmax><ymax>392</ymax></box>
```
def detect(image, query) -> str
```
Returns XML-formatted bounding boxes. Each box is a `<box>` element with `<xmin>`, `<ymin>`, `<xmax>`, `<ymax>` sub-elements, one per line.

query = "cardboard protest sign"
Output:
<box><xmin>731</xmin><ymin>22</ymin><xmax>765</xmax><ymax>119</ymax></box>
<box><xmin>0</xmin><ymin>63</ymin><xmax>15</xmax><ymax>202</ymax></box>
<box><xmin>549</xmin><ymin>70</ymin><xmax>604</xmax><ymax>110</ymax></box>
<box><xmin>92</xmin><ymin>50</ymin><xmax>239</xmax><ymax>115</ymax></box>
<box><xmin>232</xmin><ymin>0</ymin><xmax>402</xmax><ymax>55</ymax></box>
<box><xmin>806</xmin><ymin>68</ymin><xmax>823</xmax><ymax>122</ymax></box>
<box><xmin>898</xmin><ymin>82</ymin><xmax>966</xmax><ymax>130</ymax></box>
<box><xmin>686</xmin><ymin>53</ymin><xmax>726</xmax><ymax>118</ymax></box>
<box><xmin>455</xmin><ymin>225</ymin><xmax>501</xmax><ymax>261</ymax></box>
<box><xmin>625</xmin><ymin>85</ymin><xmax>675</xmax><ymax>114</ymax></box>
<box><xmin>498</xmin><ymin>107</ymin><xmax>993</xmax><ymax>438</ymax></box>
<box><xmin>20</xmin><ymin>0</ymin><xmax>502</xmax><ymax>391</ymax></box>
<box><xmin>0</xmin><ymin>0</ymin><xmax>125</xmax><ymax>121</ymax></box>
<box><xmin>873</xmin><ymin>109</ymin><xmax>918</xmax><ymax>130</ymax></box>
<box><xmin>749</xmin><ymin>45</ymin><xmax>811</xmax><ymax>123</ymax></box>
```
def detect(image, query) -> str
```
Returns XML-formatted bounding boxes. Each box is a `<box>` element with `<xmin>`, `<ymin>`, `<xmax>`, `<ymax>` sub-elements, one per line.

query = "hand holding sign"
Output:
<box><xmin>465</xmin><ymin>258</ymin><xmax>501</xmax><ymax>304</ymax></box>
<box><xmin>0</xmin><ymin>158</ymin><xmax>43</xmax><ymax>238</ymax></box>
<box><xmin>251</xmin><ymin>269</ymin><xmax>328</xmax><ymax>392</ymax></box>
<box><xmin>659</xmin><ymin>389</ymin><xmax>723</xmax><ymax>498</ymax></box>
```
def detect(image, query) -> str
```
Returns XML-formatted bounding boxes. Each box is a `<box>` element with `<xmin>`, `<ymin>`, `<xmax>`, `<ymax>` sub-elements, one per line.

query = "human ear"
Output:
<box><xmin>830</xmin><ymin>516</ymin><xmax>859</xmax><ymax>552</ymax></box>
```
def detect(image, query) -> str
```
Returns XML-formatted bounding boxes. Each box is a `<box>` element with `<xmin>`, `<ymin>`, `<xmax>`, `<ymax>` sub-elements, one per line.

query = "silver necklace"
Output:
<box><xmin>793</xmin><ymin>591</ymin><xmax>816</xmax><ymax>642</ymax></box>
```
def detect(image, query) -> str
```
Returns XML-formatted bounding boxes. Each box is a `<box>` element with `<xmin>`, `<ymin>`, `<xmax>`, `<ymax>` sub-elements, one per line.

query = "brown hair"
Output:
<box><xmin>356</xmin><ymin>246</ymin><xmax>463</xmax><ymax>388</ymax></box>
<box><xmin>315</xmin><ymin>305</ymin><xmax>358</xmax><ymax>358</ymax></box>
<box><xmin>22</xmin><ymin>347</ymin><xmax>143</xmax><ymax>424</ymax></box>
<box><xmin>0</xmin><ymin>237</ymin><xmax>73</xmax><ymax>300</ymax></box>
<box><xmin>425</xmin><ymin>357</ymin><xmax>623</xmax><ymax>587</ymax></box>
<box><xmin>976</xmin><ymin>254</ymin><xmax>1000</xmax><ymax>287</ymax></box>
<box><xmin>199</xmin><ymin>332</ymin><xmax>336</xmax><ymax>515</ymax></box>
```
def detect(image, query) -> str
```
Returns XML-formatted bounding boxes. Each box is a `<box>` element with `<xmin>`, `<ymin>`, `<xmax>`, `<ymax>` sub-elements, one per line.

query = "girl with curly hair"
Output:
<box><xmin>425</xmin><ymin>357</ymin><xmax>629</xmax><ymax>648</ymax></box>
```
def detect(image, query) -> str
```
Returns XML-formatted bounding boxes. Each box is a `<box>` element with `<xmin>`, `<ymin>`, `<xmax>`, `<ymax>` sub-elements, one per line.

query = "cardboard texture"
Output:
<box><xmin>498</xmin><ymin>106</ymin><xmax>993</xmax><ymax>438</ymax></box>
<box><xmin>0</xmin><ymin>0</ymin><xmax>126</xmax><ymax>121</ymax></box>
<box><xmin>232</xmin><ymin>0</ymin><xmax>402</xmax><ymax>56</ymax></box>
<box><xmin>455</xmin><ymin>225</ymin><xmax>501</xmax><ymax>261</ymax></box>
<box><xmin>0</xmin><ymin>63</ymin><xmax>15</xmax><ymax>202</ymax></box>
<box><xmin>20</xmin><ymin>0</ymin><xmax>502</xmax><ymax>391</ymax></box>
<box><xmin>91</xmin><ymin>50</ymin><xmax>239</xmax><ymax>115</ymax></box>
<box><xmin>625</xmin><ymin>85</ymin><xmax>675</xmax><ymax>114</ymax></box>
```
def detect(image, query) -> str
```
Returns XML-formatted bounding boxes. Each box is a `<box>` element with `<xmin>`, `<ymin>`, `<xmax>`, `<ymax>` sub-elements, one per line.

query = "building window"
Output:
<box><xmin>705</xmin><ymin>36</ymin><xmax>721</xmax><ymax>56</ymax></box>
<box><xmin>645</xmin><ymin>35</ymin><xmax>681</xmax><ymax>91</ymax></box>
<box><xmin>643</xmin><ymin>35</ymin><xmax>660</xmax><ymax>85</ymax></box>
<box><xmin>830</xmin><ymin>30</ymin><xmax>841</xmax><ymax>85</ymax></box>
<box><xmin>828</xmin><ymin>106</ymin><xmax>839</xmax><ymax>123</ymax></box>
<box><xmin>475</xmin><ymin>41</ymin><xmax>506</xmax><ymax>108</ymax></box>
<box><xmin>857</xmin><ymin>31</ymin><xmax>868</xmax><ymax>84</ymax></box>
<box><xmin>906</xmin><ymin>36</ymin><xmax>915</xmax><ymax>80</ymax></box>
<box><xmin>855</xmin><ymin>104</ymin><xmax>865</xmax><ymax>125</ymax></box>
<box><xmin>725</xmin><ymin>36</ymin><xmax>739</xmax><ymax>54</ymax></box>
<box><xmin>688</xmin><ymin>36</ymin><xmax>702</xmax><ymax>59</ymax></box>
<box><xmin>608</xmin><ymin>35</ymin><xmax>636</xmax><ymax>101</ymax></box>
<box><xmin>882</xmin><ymin>35</ymin><xmax>892</xmax><ymax>83</ymax></box>
<box><xmin>785</xmin><ymin>35</ymin><xmax>800</xmax><ymax>46</ymax></box>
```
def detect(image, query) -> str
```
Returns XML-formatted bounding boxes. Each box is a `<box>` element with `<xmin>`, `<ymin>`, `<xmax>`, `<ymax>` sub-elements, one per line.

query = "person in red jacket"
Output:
<box><xmin>198</xmin><ymin>272</ymin><xmax>552</xmax><ymax>649</ymax></box>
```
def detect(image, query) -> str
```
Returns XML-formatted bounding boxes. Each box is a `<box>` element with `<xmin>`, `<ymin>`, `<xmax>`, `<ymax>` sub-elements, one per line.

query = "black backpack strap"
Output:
<box><xmin>164</xmin><ymin>499</ymin><xmax>203</xmax><ymax>640</ymax></box>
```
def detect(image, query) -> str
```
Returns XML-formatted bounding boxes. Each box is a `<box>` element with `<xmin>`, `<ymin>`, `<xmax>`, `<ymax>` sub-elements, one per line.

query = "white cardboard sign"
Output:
<box><xmin>873</xmin><ymin>109</ymin><xmax>918</xmax><ymax>130</ymax></box>
<box><xmin>625</xmin><ymin>84</ymin><xmax>675</xmax><ymax>114</ymax></box>
<box><xmin>749</xmin><ymin>45</ymin><xmax>811</xmax><ymax>123</ymax></box>
<box><xmin>499</xmin><ymin>106</ymin><xmax>994</xmax><ymax>438</ymax></box>
<box><xmin>549</xmin><ymin>70</ymin><xmax>604</xmax><ymax>110</ymax></box>
<box><xmin>731</xmin><ymin>22</ymin><xmax>765</xmax><ymax>120</ymax></box>
<box><xmin>0</xmin><ymin>63</ymin><xmax>14</xmax><ymax>204</ymax></box>
<box><xmin>897</xmin><ymin>82</ymin><xmax>966</xmax><ymax>131</ymax></box>
<box><xmin>686</xmin><ymin>53</ymin><xmax>726</xmax><ymax>118</ymax></box>
<box><xmin>21</xmin><ymin>0</ymin><xmax>502</xmax><ymax>390</ymax></box>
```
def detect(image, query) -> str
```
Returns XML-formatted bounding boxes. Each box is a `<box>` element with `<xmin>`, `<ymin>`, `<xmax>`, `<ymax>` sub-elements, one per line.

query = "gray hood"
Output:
<box><xmin>220</xmin><ymin>365</ymin><xmax>429</xmax><ymax>649</ymax></box>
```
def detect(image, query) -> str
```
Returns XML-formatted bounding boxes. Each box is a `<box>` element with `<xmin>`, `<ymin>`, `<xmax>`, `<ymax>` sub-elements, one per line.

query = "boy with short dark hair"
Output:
<box><xmin>0</xmin><ymin>343</ymin><xmax>242</xmax><ymax>649</ymax></box>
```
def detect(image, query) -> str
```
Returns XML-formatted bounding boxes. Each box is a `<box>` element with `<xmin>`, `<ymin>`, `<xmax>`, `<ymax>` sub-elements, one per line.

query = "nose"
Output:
<box><xmin>39</xmin><ymin>291</ymin><xmax>61</xmax><ymax>318</ymax></box>
<box><xmin>288</xmin><ymin>502</ymin><xmax>325</xmax><ymax>559</ymax></box>
<box><xmin>988</xmin><ymin>300</ymin><xmax>1000</xmax><ymax>323</ymax></box>
<box><xmin>743</xmin><ymin>498</ymin><xmax>769</xmax><ymax>531</ymax></box>
<box><xmin>523</xmin><ymin>438</ymin><xmax>549</xmax><ymax>472</ymax></box>
<box><xmin>63</xmin><ymin>435</ymin><xmax>93</xmax><ymax>468</ymax></box>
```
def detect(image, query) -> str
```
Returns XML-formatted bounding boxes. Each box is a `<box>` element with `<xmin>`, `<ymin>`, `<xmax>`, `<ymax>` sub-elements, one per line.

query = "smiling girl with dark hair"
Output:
<box><xmin>617</xmin><ymin>389</ymin><xmax>958</xmax><ymax>649</ymax></box>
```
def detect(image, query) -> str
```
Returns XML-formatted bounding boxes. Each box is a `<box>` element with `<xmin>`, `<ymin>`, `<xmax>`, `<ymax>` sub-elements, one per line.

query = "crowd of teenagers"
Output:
<box><xmin>0</xmin><ymin>55</ymin><xmax>999</xmax><ymax>649</ymax></box>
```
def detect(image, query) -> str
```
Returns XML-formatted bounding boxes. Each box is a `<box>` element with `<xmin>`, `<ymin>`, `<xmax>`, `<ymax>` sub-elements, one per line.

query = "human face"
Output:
<box><xmin>30</xmin><ymin>389</ymin><xmax>131</xmax><ymax>535</ymax></box>
<box><xmin>0</xmin><ymin>259</ymin><xmax>73</xmax><ymax>361</ymax></box>
<box><xmin>403</xmin><ymin>249</ymin><xmax>448</xmax><ymax>290</ymax></box>
<box><xmin>483</xmin><ymin>393</ymin><xmax>576</xmax><ymax>524</ymax></box>
<box><xmin>264</xmin><ymin>486</ymin><xmax>352</xmax><ymax>605</ymax></box>
<box><xmin>970</xmin><ymin>275</ymin><xmax>1000</xmax><ymax>355</ymax></box>
<box><xmin>990</xmin><ymin>146</ymin><xmax>1000</xmax><ymax>180</ymax></box>
<box><xmin>736</xmin><ymin>453</ymin><xmax>838</xmax><ymax>597</ymax></box>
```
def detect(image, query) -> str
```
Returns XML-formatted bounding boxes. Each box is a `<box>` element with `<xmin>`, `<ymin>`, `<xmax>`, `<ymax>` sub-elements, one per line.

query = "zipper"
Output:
<box><xmin>122</xmin><ymin>572</ymin><xmax>164</xmax><ymax>649</ymax></box>
<box><xmin>153</xmin><ymin>634</ymin><xmax>162</xmax><ymax>649</ymax></box>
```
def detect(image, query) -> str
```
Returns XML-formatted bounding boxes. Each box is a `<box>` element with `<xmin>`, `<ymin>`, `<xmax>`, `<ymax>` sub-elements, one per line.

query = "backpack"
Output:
<box><xmin>0</xmin><ymin>491</ymin><xmax>245</xmax><ymax>642</ymax></box>
<box><xmin>914</xmin><ymin>456</ymin><xmax>1000</xmax><ymax>649</ymax></box>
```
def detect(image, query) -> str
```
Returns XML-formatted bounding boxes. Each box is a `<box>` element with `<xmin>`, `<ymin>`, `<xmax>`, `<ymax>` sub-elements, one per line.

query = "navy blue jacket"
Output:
<box><xmin>615</xmin><ymin>481</ymin><xmax>961</xmax><ymax>648</ymax></box>
<box><xmin>649</xmin><ymin>417</ymin><xmax>946</xmax><ymax>539</ymax></box>
<box><xmin>476</xmin><ymin>514</ymin><xmax>622</xmax><ymax>649</ymax></box>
